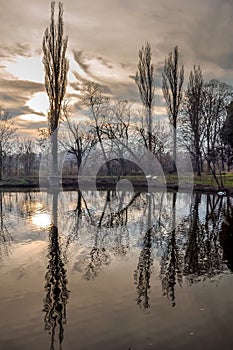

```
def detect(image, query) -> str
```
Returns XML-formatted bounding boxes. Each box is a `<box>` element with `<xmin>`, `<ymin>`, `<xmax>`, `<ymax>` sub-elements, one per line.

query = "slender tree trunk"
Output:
<box><xmin>197</xmin><ymin>159</ymin><xmax>201</xmax><ymax>177</ymax></box>
<box><xmin>95</xmin><ymin>124</ymin><xmax>111</xmax><ymax>176</ymax></box>
<box><xmin>221</xmin><ymin>146</ymin><xmax>225</xmax><ymax>172</ymax></box>
<box><xmin>51</xmin><ymin>129</ymin><xmax>58</xmax><ymax>175</ymax></box>
<box><xmin>173</xmin><ymin>124</ymin><xmax>177</xmax><ymax>173</ymax></box>
<box><xmin>196</xmin><ymin>148</ymin><xmax>202</xmax><ymax>176</ymax></box>
<box><xmin>148</xmin><ymin>108</ymin><xmax>152</xmax><ymax>153</ymax></box>
<box><xmin>0</xmin><ymin>146</ymin><xmax>2</xmax><ymax>181</ymax></box>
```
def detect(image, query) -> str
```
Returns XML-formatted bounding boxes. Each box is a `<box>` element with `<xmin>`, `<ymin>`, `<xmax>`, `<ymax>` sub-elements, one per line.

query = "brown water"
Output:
<box><xmin>0</xmin><ymin>190</ymin><xmax>233</xmax><ymax>350</ymax></box>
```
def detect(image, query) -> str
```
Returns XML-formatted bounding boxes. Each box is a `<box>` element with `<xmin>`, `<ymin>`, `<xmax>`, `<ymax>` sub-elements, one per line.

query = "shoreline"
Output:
<box><xmin>0</xmin><ymin>176</ymin><xmax>232</xmax><ymax>195</ymax></box>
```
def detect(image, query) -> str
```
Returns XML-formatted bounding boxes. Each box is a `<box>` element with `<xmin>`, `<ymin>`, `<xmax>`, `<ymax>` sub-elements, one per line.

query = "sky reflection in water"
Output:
<box><xmin>0</xmin><ymin>190</ymin><xmax>233</xmax><ymax>350</ymax></box>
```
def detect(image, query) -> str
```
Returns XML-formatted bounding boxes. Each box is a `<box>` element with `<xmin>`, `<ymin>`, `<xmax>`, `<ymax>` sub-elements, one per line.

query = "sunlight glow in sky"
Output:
<box><xmin>4</xmin><ymin>55</ymin><xmax>44</xmax><ymax>84</ymax></box>
<box><xmin>19</xmin><ymin>113</ymin><xmax>47</xmax><ymax>122</ymax></box>
<box><xmin>26</xmin><ymin>92</ymin><xmax>49</xmax><ymax>115</ymax></box>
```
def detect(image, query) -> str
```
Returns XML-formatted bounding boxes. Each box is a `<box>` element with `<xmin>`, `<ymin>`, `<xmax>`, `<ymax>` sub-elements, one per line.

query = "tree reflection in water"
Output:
<box><xmin>43</xmin><ymin>191</ymin><xmax>70</xmax><ymax>350</ymax></box>
<box><xmin>68</xmin><ymin>191</ymin><xmax>140</xmax><ymax>280</ymax></box>
<box><xmin>219</xmin><ymin>197</ymin><xmax>233</xmax><ymax>272</ymax></box>
<box><xmin>78</xmin><ymin>191</ymin><xmax>112</xmax><ymax>280</ymax></box>
<box><xmin>133</xmin><ymin>194</ymin><xmax>155</xmax><ymax>310</ymax></box>
<box><xmin>184</xmin><ymin>193</ymin><xmax>228</xmax><ymax>284</ymax></box>
<box><xmin>0</xmin><ymin>192</ymin><xmax>13</xmax><ymax>262</ymax></box>
<box><xmin>1</xmin><ymin>187</ymin><xmax>233</xmax><ymax>340</ymax></box>
<box><xmin>82</xmin><ymin>190</ymin><xmax>128</xmax><ymax>280</ymax></box>
<box><xmin>160</xmin><ymin>192</ymin><xmax>183</xmax><ymax>307</ymax></box>
<box><xmin>134</xmin><ymin>225</ymin><xmax>154</xmax><ymax>309</ymax></box>
<box><xmin>183</xmin><ymin>193</ymin><xmax>202</xmax><ymax>282</ymax></box>
<box><xmin>62</xmin><ymin>190</ymin><xmax>233</xmax><ymax>309</ymax></box>
<box><xmin>160</xmin><ymin>193</ymin><xmax>233</xmax><ymax>306</ymax></box>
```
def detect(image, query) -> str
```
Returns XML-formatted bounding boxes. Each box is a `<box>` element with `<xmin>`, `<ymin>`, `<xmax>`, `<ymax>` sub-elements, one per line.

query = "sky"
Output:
<box><xmin>1</xmin><ymin>0</ymin><xmax>233</xmax><ymax>138</ymax></box>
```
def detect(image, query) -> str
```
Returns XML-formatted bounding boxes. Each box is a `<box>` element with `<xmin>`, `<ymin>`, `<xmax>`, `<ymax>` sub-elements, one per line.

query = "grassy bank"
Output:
<box><xmin>166</xmin><ymin>173</ymin><xmax>233</xmax><ymax>187</ymax></box>
<box><xmin>0</xmin><ymin>174</ymin><xmax>232</xmax><ymax>194</ymax></box>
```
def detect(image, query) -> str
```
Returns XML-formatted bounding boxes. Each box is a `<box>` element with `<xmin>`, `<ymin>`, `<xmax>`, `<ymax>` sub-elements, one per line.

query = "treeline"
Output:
<box><xmin>1</xmin><ymin>56</ymin><xmax>233</xmax><ymax>182</ymax></box>
<box><xmin>40</xmin><ymin>37</ymin><xmax>233</xmax><ymax>184</ymax></box>
<box><xmin>39</xmin><ymin>3</ymin><xmax>233</xmax><ymax>185</ymax></box>
<box><xmin>0</xmin><ymin>115</ymin><xmax>41</xmax><ymax>179</ymax></box>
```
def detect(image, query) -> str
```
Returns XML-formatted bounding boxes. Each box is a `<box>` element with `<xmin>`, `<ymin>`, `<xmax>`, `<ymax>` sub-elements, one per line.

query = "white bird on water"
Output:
<box><xmin>217</xmin><ymin>191</ymin><xmax>226</xmax><ymax>196</ymax></box>
<box><xmin>146</xmin><ymin>175</ymin><xmax>151</xmax><ymax>179</ymax></box>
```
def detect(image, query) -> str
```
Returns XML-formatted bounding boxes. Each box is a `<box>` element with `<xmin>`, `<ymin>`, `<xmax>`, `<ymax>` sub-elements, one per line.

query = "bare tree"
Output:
<box><xmin>202</xmin><ymin>79</ymin><xmax>233</xmax><ymax>178</ymax></box>
<box><xmin>135</xmin><ymin>42</ymin><xmax>155</xmax><ymax>152</ymax></box>
<box><xmin>100</xmin><ymin>100</ymin><xmax>132</xmax><ymax>176</ymax></box>
<box><xmin>181</xmin><ymin>66</ymin><xmax>204</xmax><ymax>176</ymax></box>
<box><xmin>220</xmin><ymin>101</ymin><xmax>233</xmax><ymax>171</ymax></box>
<box><xmin>162</xmin><ymin>46</ymin><xmax>184</xmax><ymax>173</ymax></box>
<box><xmin>135</xmin><ymin>116</ymin><xmax>169</xmax><ymax>161</ymax></box>
<box><xmin>42</xmin><ymin>1</ymin><xmax>69</xmax><ymax>178</ymax></box>
<box><xmin>82</xmin><ymin>82</ymin><xmax>111</xmax><ymax>173</ymax></box>
<box><xmin>18</xmin><ymin>139</ymin><xmax>36</xmax><ymax>176</ymax></box>
<box><xmin>0</xmin><ymin>108</ymin><xmax>16</xmax><ymax>180</ymax></box>
<box><xmin>37</xmin><ymin>128</ymin><xmax>50</xmax><ymax>154</ymax></box>
<box><xmin>101</xmin><ymin>100</ymin><xmax>131</xmax><ymax>141</ymax></box>
<box><xmin>61</xmin><ymin>104</ymin><xmax>97</xmax><ymax>173</ymax></box>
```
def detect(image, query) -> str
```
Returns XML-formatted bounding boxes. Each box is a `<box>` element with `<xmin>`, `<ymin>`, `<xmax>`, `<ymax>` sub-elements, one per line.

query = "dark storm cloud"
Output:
<box><xmin>73</xmin><ymin>50</ymin><xmax>90</xmax><ymax>73</ymax></box>
<box><xmin>71</xmin><ymin>70</ymin><xmax>112</xmax><ymax>97</ymax></box>
<box><xmin>1</xmin><ymin>0</ymin><xmax>233</xmax><ymax>136</ymax></box>
<box><xmin>110</xmin><ymin>81</ymin><xmax>139</xmax><ymax>102</ymax></box>
<box><xmin>71</xmin><ymin>71</ymin><xmax>91</xmax><ymax>89</ymax></box>
<box><xmin>96</xmin><ymin>56</ymin><xmax>113</xmax><ymax>69</ymax></box>
<box><xmin>211</xmin><ymin>52</ymin><xmax>233</xmax><ymax>71</ymax></box>
<box><xmin>0</xmin><ymin>43</ymin><xmax>32</xmax><ymax>59</ymax></box>
<box><xmin>15</xmin><ymin>118</ymin><xmax>47</xmax><ymax>130</ymax></box>
<box><xmin>0</xmin><ymin>78</ymin><xmax>44</xmax><ymax>116</ymax></box>
<box><xmin>73</xmin><ymin>50</ymin><xmax>113</xmax><ymax>79</ymax></box>
<box><xmin>0</xmin><ymin>78</ymin><xmax>43</xmax><ymax>92</ymax></box>
<box><xmin>2</xmin><ymin>0</ymin><xmax>233</xmax><ymax>72</ymax></box>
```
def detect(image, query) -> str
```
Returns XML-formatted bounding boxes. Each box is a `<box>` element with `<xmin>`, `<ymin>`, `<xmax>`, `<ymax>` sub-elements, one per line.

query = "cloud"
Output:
<box><xmin>14</xmin><ymin>116</ymin><xmax>47</xmax><ymax>138</ymax></box>
<box><xmin>73</xmin><ymin>50</ymin><xmax>90</xmax><ymax>73</ymax></box>
<box><xmin>1</xmin><ymin>0</ymin><xmax>233</xmax><ymax>73</ymax></box>
<box><xmin>0</xmin><ymin>78</ymin><xmax>44</xmax><ymax>115</ymax></box>
<box><xmin>72</xmin><ymin>50</ymin><xmax>114</xmax><ymax>82</ymax></box>
<box><xmin>96</xmin><ymin>56</ymin><xmax>113</xmax><ymax>69</ymax></box>
<box><xmin>1</xmin><ymin>0</ymin><xmax>233</xmax><ymax>137</ymax></box>
<box><xmin>0</xmin><ymin>43</ymin><xmax>32</xmax><ymax>59</ymax></box>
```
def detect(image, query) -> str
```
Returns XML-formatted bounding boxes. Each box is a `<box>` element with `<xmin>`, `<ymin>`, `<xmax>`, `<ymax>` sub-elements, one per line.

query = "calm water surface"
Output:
<box><xmin>0</xmin><ymin>190</ymin><xmax>233</xmax><ymax>350</ymax></box>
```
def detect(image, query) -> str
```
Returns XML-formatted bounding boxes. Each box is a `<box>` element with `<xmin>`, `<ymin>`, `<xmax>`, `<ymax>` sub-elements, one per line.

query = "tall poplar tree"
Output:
<box><xmin>162</xmin><ymin>46</ymin><xmax>184</xmax><ymax>173</ymax></box>
<box><xmin>135</xmin><ymin>42</ymin><xmax>155</xmax><ymax>152</ymax></box>
<box><xmin>42</xmin><ymin>1</ymin><xmax>69</xmax><ymax>177</ymax></box>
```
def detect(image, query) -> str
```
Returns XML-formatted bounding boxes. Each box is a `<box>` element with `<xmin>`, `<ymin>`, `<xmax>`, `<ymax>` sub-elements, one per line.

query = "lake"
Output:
<box><xmin>0</xmin><ymin>189</ymin><xmax>233</xmax><ymax>350</ymax></box>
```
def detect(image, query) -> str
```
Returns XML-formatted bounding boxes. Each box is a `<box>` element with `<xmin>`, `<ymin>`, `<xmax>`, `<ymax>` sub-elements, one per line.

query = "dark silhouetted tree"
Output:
<box><xmin>221</xmin><ymin>101</ymin><xmax>233</xmax><ymax>149</ymax></box>
<box><xmin>182</xmin><ymin>66</ymin><xmax>204</xmax><ymax>176</ymax></box>
<box><xmin>82</xmin><ymin>82</ymin><xmax>111</xmax><ymax>174</ymax></box>
<box><xmin>162</xmin><ymin>46</ymin><xmax>184</xmax><ymax>173</ymax></box>
<box><xmin>61</xmin><ymin>103</ymin><xmax>97</xmax><ymax>174</ymax></box>
<box><xmin>43</xmin><ymin>192</ymin><xmax>70</xmax><ymax>350</ymax></box>
<box><xmin>220</xmin><ymin>101</ymin><xmax>233</xmax><ymax>170</ymax></box>
<box><xmin>0</xmin><ymin>108</ymin><xmax>16</xmax><ymax>180</ymax></box>
<box><xmin>134</xmin><ymin>226</ymin><xmax>153</xmax><ymax>309</ymax></box>
<box><xmin>202</xmin><ymin>79</ymin><xmax>232</xmax><ymax>177</ymax></box>
<box><xmin>19</xmin><ymin>139</ymin><xmax>36</xmax><ymax>176</ymax></box>
<box><xmin>135</xmin><ymin>42</ymin><xmax>155</xmax><ymax>152</ymax></box>
<box><xmin>160</xmin><ymin>193</ymin><xmax>183</xmax><ymax>306</ymax></box>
